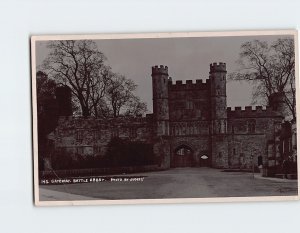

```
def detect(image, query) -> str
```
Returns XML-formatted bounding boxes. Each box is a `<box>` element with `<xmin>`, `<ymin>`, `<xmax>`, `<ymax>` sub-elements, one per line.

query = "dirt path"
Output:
<box><xmin>39</xmin><ymin>168</ymin><xmax>298</xmax><ymax>201</ymax></box>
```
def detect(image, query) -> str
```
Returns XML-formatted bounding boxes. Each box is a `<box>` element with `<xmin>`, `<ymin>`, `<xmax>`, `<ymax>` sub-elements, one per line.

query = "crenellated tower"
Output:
<box><xmin>210</xmin><ymin>62</ymin><xmax>228</xmax><ymax>167</ymax></box>
<box><xmin>210</xmin><ymin>62</ymin><xmax>227</xmax><ymax>133</ymax></box>
<box><xmin>152</xmin><ymin>65</ymin><xmax>170</xmax><ymax>136</ymax></box>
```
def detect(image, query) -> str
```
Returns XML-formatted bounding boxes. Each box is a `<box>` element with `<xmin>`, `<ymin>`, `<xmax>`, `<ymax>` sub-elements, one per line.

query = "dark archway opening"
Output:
<box><xmin>172</xmin><ymin>145</ymin><xmax>194</xmax><ymax>167</ymax></box>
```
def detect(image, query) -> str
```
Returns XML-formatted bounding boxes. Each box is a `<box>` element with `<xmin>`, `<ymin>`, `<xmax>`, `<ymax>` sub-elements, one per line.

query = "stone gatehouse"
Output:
<box><xmin>49</xmin><ymin>62</ymin><xmax>289</xmax><ymax>170</ymax></box>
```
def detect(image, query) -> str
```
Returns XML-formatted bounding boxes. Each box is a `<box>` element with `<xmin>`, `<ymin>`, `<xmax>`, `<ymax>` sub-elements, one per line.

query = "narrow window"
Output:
<box><xmin>112</xmin><ymin>128</ymin><xmax>119</xmax><ymax>138</ymax></box>
<box><xmin>247</xmin><ymin>120</ymin><xmax>256</xmax><ymax>133</ymax></box>
<box><xmin>76</xmin><ymin>130</ymin><xmax>83</xmax><ymax>142</ymax></box>
<box><xmin>129</xmin><ymin>127</ymin><xmax>137</xmax><ymax>138</ymax></box>
<box><xmin>76</xmin><ymin>146</ymin><xmax>83</xmax><ymax>155</ymax></box>
<box><xmin>94</xmin><ymin>130</ymin><xmax>102</xmax><ymax>140</ymax></box>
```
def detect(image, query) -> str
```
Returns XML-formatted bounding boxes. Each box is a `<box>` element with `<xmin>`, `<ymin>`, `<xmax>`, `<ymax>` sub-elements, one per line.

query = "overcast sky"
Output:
<box><xmin>35</xmin><ymin>34</ymin><xmax>293</xmax><ymax>113</ymax></box>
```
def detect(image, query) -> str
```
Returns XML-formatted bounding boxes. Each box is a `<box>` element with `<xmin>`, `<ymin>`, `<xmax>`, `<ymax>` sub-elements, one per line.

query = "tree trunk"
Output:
<box><xmin>82</xmin><ymin>106</ymin><xmax>90</xmax><ymax>117</ymax></box>
<box><xmin>78</xmin><ymin>95</ymin><xmax>90</xmax><ymax>117</ymax></box>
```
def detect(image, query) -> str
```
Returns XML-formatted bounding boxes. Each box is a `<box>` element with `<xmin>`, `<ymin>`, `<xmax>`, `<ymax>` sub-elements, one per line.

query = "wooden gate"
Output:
<box><xmin>172</xmin><ymin>145</ymin><xmax>193</xmax><ymax>167</ymax></box>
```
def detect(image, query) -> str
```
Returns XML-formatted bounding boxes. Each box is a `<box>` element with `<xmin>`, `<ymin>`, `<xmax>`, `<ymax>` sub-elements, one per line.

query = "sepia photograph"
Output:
<box><xmin>31</xmin><ymin>30</ymin><xmax>299</xmax><ymax>206</ymax></box>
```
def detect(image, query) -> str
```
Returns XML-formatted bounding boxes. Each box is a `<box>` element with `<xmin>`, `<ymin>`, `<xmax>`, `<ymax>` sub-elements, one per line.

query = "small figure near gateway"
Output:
<box><xmin>48</xmin><ymin>63</ymin><xmax>296</xmax><ymax>176</ymax></box>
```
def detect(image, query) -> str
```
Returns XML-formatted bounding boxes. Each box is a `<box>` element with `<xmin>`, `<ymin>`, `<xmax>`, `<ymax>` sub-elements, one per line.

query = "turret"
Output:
<box><xmin>55</xmin><ymin>86</ymin><xmax>72</xmax><ymax>116</ymax></box>
<box><xmin>209</xmin><ymin>62</ymin><xmax>228</xmax><ymax>168</ymax></box>
<box><xmin>210</xmin><ymin>62</ymin><xmax>227</xmax><ymax>134</ymax></box>
<box><xmin>151</xmin><ymin>65</ymin><xmax>169</xmax><ymax>136</ymax></box>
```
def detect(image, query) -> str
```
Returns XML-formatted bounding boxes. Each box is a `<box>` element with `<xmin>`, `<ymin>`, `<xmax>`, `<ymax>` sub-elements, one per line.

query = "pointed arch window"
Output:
<box><xmin>247</xmin><ymin>120</ymin><xmax>256</xmax><ymax>133</ymax></box>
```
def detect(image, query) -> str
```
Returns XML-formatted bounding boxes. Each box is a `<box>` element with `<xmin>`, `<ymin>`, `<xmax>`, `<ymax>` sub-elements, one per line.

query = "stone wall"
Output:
<box><xmin>46</xmin><ymin>64</ymin><xmax>290</xmax><ymax>171</ymax></box>
<box><xmin>169</xmin><ymin>136</ymin><xmax>210</xmax><ymax>167</ymax></box>
<box><xmin>169</xmin><ymin>120</ymin><xmax>210</xmax><ymax>136</ymax></box>
<box><xmin>211</xmin><ymin>135</ymin><xmax>228</xmax><ymax>168</ymax></box>
<box><xmin>227</xmin><ymin>109</ymin><xmax>284</xmax><ymax>169</ymax></box>
<box><xmin>153</xmin><ymin>137</ymin><xmax>171</xmax><ymax>169</ymax></box>
<box><xmin>227</xmin><ymin>134</ymin><xmax>267</xmax><ymax>169</ymax></box>
<box><xmin>168</xmin><ymin>80</ymin><xmax>211</xmax><ymax>121</ymax></box>
<box><xmin>52</xmin><ymin>116</ymin><xmax>153</xmax><ymax>157</ymax></box>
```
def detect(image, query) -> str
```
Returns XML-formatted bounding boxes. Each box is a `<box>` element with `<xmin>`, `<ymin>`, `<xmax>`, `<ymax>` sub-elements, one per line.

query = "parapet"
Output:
<box><xmin>209</xmin><ymin>62</ymin><xmax>227</xmax><ymax>73</ymax></box>
<box><xmin>152</xmin><ymin>65</ymin><xmax>168</xmax><ymax>76</ymax></box>
<box><xmin>169</xmin><ymin>79</ymin><xmax>210</xmax><ymax>90</ymax></box>
<box><xmin>58</xmin><ymin>115</ymin><xmax>152</xmax><ymax>128</ymax></box>
<box><xmin>227</xmin><ymin>105</ymin><xmax>283</xmax><ymax>118</ymax></box>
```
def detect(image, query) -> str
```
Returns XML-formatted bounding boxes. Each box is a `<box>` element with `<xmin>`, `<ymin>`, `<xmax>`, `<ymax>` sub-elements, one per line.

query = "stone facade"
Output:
<box><xmin>49</xmin><ymin>62</ymin><xmax>291</xmax><ymax>170</ymax></box>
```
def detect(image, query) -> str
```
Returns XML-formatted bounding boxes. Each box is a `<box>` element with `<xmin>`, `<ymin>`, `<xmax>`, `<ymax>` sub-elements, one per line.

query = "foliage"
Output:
<box><xmin>50</xmin><ymin>138</ymin><xmax>155</xmax><ymax>170</ymax></box>
<box><xmin>36</xmin><ymin>71</ymin><xmax>60</xmax><ymax>170</ymax></box>
<box><xmin>124</xmin><ymin>96</ymin><xmax>147</xmax><ymax>117</ymax></box>
<box><xmin>42</xmin><ymin>40</ymin><xmax>147</xmax><ymax>118</ymax></box>
<box><xmin>105</xmin><ymin>73</ymin><xmax>147</xmax><ymax>117</ymax></box>
<box><xmin>36</xmin><ymin>71</ymin><xmax>59</xmax><ymax>143</ymax></box>
<box><xmin>229</xmin><ymin>38</ymin><xmax>295</xmax><ymax>119</ymax></box>
<box><xmin>105</xmin><ymin>137</ymin><xmax>155</xmax><ymax>167</ymax></box>
<box><xmin>42</xmin><ymin>40</ymin><xmax>109</xmax><ymax>117</ymax></box>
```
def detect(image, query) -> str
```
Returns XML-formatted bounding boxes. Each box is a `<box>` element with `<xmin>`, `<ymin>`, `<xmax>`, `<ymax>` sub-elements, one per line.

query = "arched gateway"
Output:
<box><xmin>171</xmin><ymin>143</ymin><xmax>211</xmax><ymax>168</ymax></box>
<box><xmin>172</xmin><ymin>145</ymin><xmax>193</xmax><ymax>167</ymax></box>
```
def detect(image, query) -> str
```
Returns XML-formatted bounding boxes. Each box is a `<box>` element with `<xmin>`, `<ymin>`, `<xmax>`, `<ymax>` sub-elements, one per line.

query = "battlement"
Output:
<box><xmin>227</xmin><ymin>105</ymin><xmax>283</xmax><ymax>118</ymax></box>
<box><xmin>152</xmin><ymin>65</ymin><xmax>168</xmax><ymax>75</ymax></box>
<box><xmin>58</xmin><ymin>115</ymin><xmax>152</xmax><ymax>126</ymax></box>
<box><xmin>209</xmin><ymin>62</ymin><xmax>227</xmax><ymax>73</ymax></box>
<box><xmin>169</xmin><ymin>79</ymin><xmax>210</xmax><ymax>90</ymax></box>
<box><xmin>227</xmin><ymin>106</ymin><xmax>268</xmax><ymax>112</ymax></box>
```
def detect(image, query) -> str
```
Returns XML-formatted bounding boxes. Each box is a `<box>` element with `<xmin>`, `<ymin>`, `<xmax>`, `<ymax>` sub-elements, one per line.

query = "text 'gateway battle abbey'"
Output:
<box><xmin>47</xmin><ymin>62</ymin><xmax>295</xmax><ymax>170</ymax></box>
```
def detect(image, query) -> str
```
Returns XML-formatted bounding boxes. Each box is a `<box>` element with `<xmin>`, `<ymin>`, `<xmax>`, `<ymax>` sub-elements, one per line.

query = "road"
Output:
<box><xmin>39</xmin><ymin>167</ymin><xmax>298</xmax><ymax>201</ymax></box>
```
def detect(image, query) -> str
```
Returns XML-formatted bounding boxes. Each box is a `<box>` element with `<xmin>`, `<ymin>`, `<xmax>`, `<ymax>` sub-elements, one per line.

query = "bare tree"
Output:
<box><xmin>106</xmin><ymin>73</ymin><xmax>147</xmax><ymax>117</ymax></box>
<box><xmin>229</xmin><ymin>38</ymin><xmax>295</xmax><ymax>119</ymax></box>
<box><xmin>43</xmin><ymin>40</ymin><xmax>108</xmax><ymax>117</ymax></box>
<box><xmin>88</xmin><ymin>66</ymin><xmax>111</xmax><ymax>117</ymax></box>
<box><xmin>273</xmin><ymin>38</ymin><xmax>296</xmax><ymax>120</ymax></box>
<box><xmin>42</xmin><ymin>39</ymin><xmax>147</xmax><ymax>118</ymax></box>
<box><xmin>124</xmin><ymin>96</ymin><xmax>147</xmax><ymax>117</ymax></box>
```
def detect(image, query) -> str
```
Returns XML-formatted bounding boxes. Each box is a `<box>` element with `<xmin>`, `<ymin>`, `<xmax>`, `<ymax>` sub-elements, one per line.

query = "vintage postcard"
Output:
<box><xmin>31</xmin><ymin>30</ymin><xmax>299</xmax><ymax>206</ymax></box>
